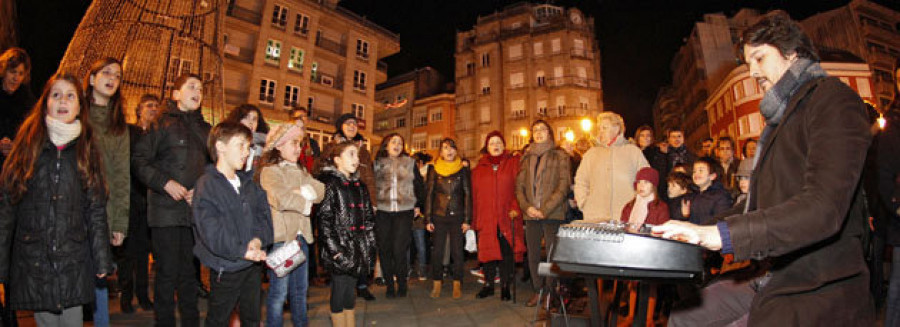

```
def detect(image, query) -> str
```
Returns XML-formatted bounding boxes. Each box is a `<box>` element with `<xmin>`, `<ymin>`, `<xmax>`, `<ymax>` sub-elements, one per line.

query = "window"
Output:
<box><xmin>429</xmin><ymin>135</ymin><xmax>442</xmax><ymax>150</ymax></box>
<box><xmin>554</xmin><ymin>66</ymin><xmax>563</xmax><ymax>78</ymax></box>
<box><xmin>284</xmin><ymin>84</ymin><xmax>299</xmax><ymax>107</ymax></box>
<box><xmin>480</xmin><ymin>105</ymin><xmax>490</xmax><ymax>123</ymax></box>
<box><xmin>352</xmin><ymin>103</ymin><xmax>365</xmax><ymax>118</ymax></box>
<box><xmin>288</xmin><ymin>47</ymin><xmax>304</xmax><ymax>71</ymax></box>
<box><xmin>555</xmin><ymin>95</ymin><xmax>565</xmax><ymax>115</ymax></box>
<box><xmin>856</xmin><ymin>77</ymin><xmax>872</xmax><ymax>98</ymax></box>
<box><xmin>511</xmin><ymin>99</ymin><xmax>525</xmax><ymax>118</ymax></box>
<box><xmin>534</xmin><ymin>41</ymin><xmax>543</xmax><ymax>56</ymax></box>
<box><xmin>412</xmin><ymin>133</ymin><xmax>427</xmax><ymax>151</ymax></box>
<box><xmin>353</xmin><ymin>70</ymin><xmax>367</xmax><ymax>91</ymax></box>
<box><xmin>271</xmin><ymin>4</ymin><xmax>287</xmax><ymax>28</ymax></box>
<box><xmin>480</xmin><ymin>77</ymin><xmax>490</xmax><ymax>95</ymax></box>
<box><xmin>481</xmin><ymin>53</ymin><xmax>490</xmax><ymax>67</ymax></box>
<box><xmin>294</xmin><ymin>13</ymin><xmax>309</xmax><ymax>35</ymax></box>
<box><xmin>265</xmin><ymin>39</ymin><xmax>282</xmax><ymax>63</ymax></box>
<box><xmin>536</xmin><ymin>71</ymin><xmax>545</xmax><ymax>86</ymax></box>
<box><xmin>733</xmin><ymin>82</ymin><xmax>744</xmax><ymax>101</ymax></box>
<box><xmin>307</xmin><ymin>96</ymin><xmax>314</xmax><ymax>110</ymax></box>
<box><xmin>510</xmin><ymin>72</ymin><xmax>524</xmax><ymax>88</ymax></box>
<box><xmin>356</xmin><ymin>39</ymin><xmax>369</xmax><ymax>59</ymax></box>
<box><xmin>429</xmin><ymin>108</ymin><xmax>443</xmax><ymax>122</ymax></box>
<box><xmin>576</xmin><ymin>66</ymin><xmax>587</xmax><ymax>79</ymax></box>
<box><xmin>510</xmin><ymin>132</ymin><xmax>528</xmax><ymax>150</ymax></box>
<box><xmin>743</xmin><ymin>79</ymin><xmax>757</xmax><ymax>97</ymax></box>
<box><xmin>465</xmin><ymin>62</ymin><xmax>475</xmax><ymax>76</ymax></box>
<box><xmin>396</xmin><ymin>118</ymin><xmax>406</xmax><ymax>128</ymax></box>
<box><xmin>414</xmin><ymin>110</ymin><xmax>428</xmax><ymax>127</ymax></box>
<box><xmin>537</xmin><ymin>100</ymin><xmax>548</xmax><ymax>116</ymax></box>
<box><xmin>259</xmin><ymin>79</ymin><xmax>276</xmax><ymax>104</ymax></box>
<box><xmin>168</xmin><ymin>57</ymin><xmax>192</xmax><ymax>81</ymax></box>
<box><xmin>579</xmin><ymin>96</ymin><xmax>589</xmax><ymax>110</ymax></box>
<box><xmin>573</xmin><ymin>39</ymin><xmax>584</xmax><ymax>53</ymax></box>
<box><xmin>508</xmin><ymin>44</ymin><xmax>522</xmax><ymax>60</ymax></box>
<box><xmin>551</xmin><ymin>38</ymin><xmax>561</xmax><ymax>53</ymax></box>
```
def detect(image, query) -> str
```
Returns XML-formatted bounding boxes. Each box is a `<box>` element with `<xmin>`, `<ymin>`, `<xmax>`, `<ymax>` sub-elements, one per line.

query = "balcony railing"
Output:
<box><xmin>223</xmin><ymin>44</ymin><xmax>255</xmax><ymax>64</ymax></box>
<box><xmin>540</xmin><ymin>106</ymin><xmax>590</xmax><ymax>118</ymax></box>
<box><xmin>546</xmin><ymin>76</ymin><xmax>601</xmax><ymax>89</ymax></box>
<box><xmin>510</xmin><ymin>111</ymin><xmax>527</xmax><ymax>120</ymax></box>
<box><xmin>456</xmin><ymin>94</ymin><xmax>476</xmax><ymax>104</ymax></box>
<box><xmin>226</xmin><ymin>5</ymin><xmax>261</xmax><ymax>25</ymax></box>
<box><xmin>310</xmin><ymin>73</ymin><xmax>344</xmax><ymax>90</ymax></box>
<box><xmin>570</xmin><ymin>48</ymin><xmax>594</xmax><ymax>60</ymax></box>
<box><xmin>315</xmin><ymin>35</ymin><xmax>346</xmax><ymax>56</ymax></box>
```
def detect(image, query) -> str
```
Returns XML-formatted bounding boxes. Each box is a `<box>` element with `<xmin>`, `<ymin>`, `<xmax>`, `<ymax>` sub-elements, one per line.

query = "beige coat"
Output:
<box><xmin>260</xmin><ymin>161</ymin><xmax>325</xmax><ymax>243</ymax></box>
<box><xmin>574</xmin><ymin>135</ymin><xmax>649</xmax><ymax>222</ymax></box>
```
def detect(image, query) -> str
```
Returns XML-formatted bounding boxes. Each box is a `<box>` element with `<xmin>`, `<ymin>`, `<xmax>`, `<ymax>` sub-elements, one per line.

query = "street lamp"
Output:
<box><xmin>580</xmin><ymin>118</ymin><xmax>593</xmax><ymax>133</ymax></box>
<box><xmin>519</xmin><ymin>127</ymin><xmax>529</xmax><ymax>138</ymax></box>
<box><xmin>564</xmin><ymin>129</ymin><xmax>575</xmax><ymax>143</ymax></box>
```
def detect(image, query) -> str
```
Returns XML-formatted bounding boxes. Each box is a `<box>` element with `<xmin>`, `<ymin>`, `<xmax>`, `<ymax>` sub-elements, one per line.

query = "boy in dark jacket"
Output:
<box><xmin>131</xmin><ymin>74</ymin><xmax>210</xmax><ymax>326</ymax></box>
<box><xmin>684</xmin><ymin>157</ymin><xmax>733</xmax><ymax>225</ymax></box>
<box><xmin>667</xmin><ymin>172</ymin><xmax>693</xmax><ymax>221</ymax></box>
<box><xmin>192</xmin><ymin>122</ymin><xmax>273</xmax><ymax>326</ymax></box>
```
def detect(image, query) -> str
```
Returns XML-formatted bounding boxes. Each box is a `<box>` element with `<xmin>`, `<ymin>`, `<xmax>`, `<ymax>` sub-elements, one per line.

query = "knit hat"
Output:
<box><xmin>735</xmin><ymin>158</ymin><xmax>754</xmax><ymax>178</ymax></box>
<box><xmin>264</xmin><ymin>123</ymin><xmax>301</xmax><ymax>151</ymax></box>
<box><xmin>634</xmin><ymin>167</ymin><xmax>659</xmax><ymax>189</ymax></box>
<box><xmin>335</xmin><ymin>113</ymin><xmax>358</xmax><ymax>131</ymax></box>
<box><xmin>483</xmin><ymin>130</ymin><xmax>505</xmax><ymax>150</ymax></box>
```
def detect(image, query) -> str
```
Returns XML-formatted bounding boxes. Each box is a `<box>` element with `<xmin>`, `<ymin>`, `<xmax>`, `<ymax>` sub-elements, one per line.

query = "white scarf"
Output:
<box><xmin>45</xmin><ymin>115</ymin><xmax>82</xmax><ymax>146</ymax></box>
<box><xmin>627</xmin><ymin>193</ymin><xmax>655</xmax><ymax>226</ymax></box>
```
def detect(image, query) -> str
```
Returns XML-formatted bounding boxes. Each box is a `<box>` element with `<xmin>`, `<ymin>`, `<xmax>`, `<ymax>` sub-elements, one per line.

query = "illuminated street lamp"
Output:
<box><xmin>564</xmin><ymin>129</ymin><xmax>575</xmax><ymax>143</ymax></box>
<box><xmin>580</xmin><ymin>118</ymin><xmax>593</xmax><ymax>133</ymax></box>
<box><xmin>879</xmin><ymin>113</ymin><xmax>886</xmax><ymax>130</ymax></box>
<box><xmin>519</xmin><ymin>127</ymin><xmax>529</xmax><ymax>138</ymax></box>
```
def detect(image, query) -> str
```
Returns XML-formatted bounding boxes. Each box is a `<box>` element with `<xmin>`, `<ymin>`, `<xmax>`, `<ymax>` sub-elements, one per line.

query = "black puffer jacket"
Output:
<box><xmin>317</xmin><ymin>167</ymin><xmax>376</xmax><ymax>277</ymax></box>
<box><xmin>424</xmin><ymin>165</ymin><xmax>472</xmax><ymax>225</ymax></box>
<box><xmin>132</xmin><ymin>103</ymin><xmax>211</xmax><ymax>227</ymax></box>
<box><xmin>0</xmin><ymin>139</ymin><xmax>112</xmax><ymax>312</ymax></box>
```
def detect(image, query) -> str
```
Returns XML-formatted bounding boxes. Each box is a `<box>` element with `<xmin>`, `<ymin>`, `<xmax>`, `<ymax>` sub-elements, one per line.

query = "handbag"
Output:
<box><xmin>266</xmin><ymin>239</ymin><xmax>307</xmax><ymax>278</ymax></box>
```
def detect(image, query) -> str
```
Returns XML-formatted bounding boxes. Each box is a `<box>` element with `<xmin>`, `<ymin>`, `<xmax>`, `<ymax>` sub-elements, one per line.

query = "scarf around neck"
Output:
<box><xmin>758</xmin><ymin>58</ymin><xmax>827</xmax><ymax>127</ymax></box>
<box><xmin>434</xmin><ymin>157</ymin><xmax>463</xmax><ymax>176</ymax></box>
<box><xmin>628</xmin><ymin>193</ymin><xmax>655</xmax><ymax>226</ymax></box>
<box><xmin>528</xmin><ymin>140</ymin><xmax>553</xmax><ymax>157</ymax></box>
<box><xmin>46</xmin><ymin>115</ymin><xmax>82</xmax><ymax>146</ymax></box>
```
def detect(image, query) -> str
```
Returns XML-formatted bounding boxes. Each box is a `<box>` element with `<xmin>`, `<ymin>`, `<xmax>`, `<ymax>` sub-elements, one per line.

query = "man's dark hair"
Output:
<box><xmin>667</xmin><ymin>128</ymin><xmax>684</xmax><ymax>137</ymax></box>
<box><xmin>173</xmin><ymin>73</ymin><xmax>203</xmax><ymax>92</ymax></box>
<box><xmin>716</xmin><ymin>136</ymin><xmax>736</xmax><ymax>150</ymax></box>
<box><xmin>741</xmin><ymin>10</ymin><xmax>819</xmax><ymax>62</ymax></box>
<box><xmin>208</xmin><ymin>122</ymin><xmax>252</xmax><ymax>162</ymax></box>
<box><xmin>134</xmin><ymin>94</ymin><xmax>161</xmax><ymax>120</ymax></box>
<box><xmin>703</xmin><ymin>138</ymin><xmax>714</xmax><ymax>143</ymax></box>
<box><xmin>694</xmin><ymin>157</ymin><xmax>723</xmax><ymax>181</ymax></box>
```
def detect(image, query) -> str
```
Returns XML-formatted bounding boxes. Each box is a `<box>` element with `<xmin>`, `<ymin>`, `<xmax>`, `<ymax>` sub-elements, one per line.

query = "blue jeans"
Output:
<box><xmin>266</xmin><ymin>239</ymin><xmax>310</xmax><ymax>327</ymax></box>
<box><xmin>93</xmin><ymin>286</ymin><xmax>109</xmax><ymax>327</ymax></box>
<box><xmin>411</xmin><ymin>229</ymin><xmax>427</xmax><ymax>274</ymax></box>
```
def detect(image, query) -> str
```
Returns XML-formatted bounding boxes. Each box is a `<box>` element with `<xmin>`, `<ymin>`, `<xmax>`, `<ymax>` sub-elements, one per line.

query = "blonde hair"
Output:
<box><xmin>596</xmin><ymin>112</ymin><xmax>625</xmax><ymax>133</ymax></box>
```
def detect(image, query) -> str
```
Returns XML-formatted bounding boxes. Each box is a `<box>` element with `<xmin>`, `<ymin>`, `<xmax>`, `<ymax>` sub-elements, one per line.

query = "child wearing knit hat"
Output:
<box><xmin>620</xmin><ymin>167</ymin><xmax>670</xmax><ymax>230</ymax></box>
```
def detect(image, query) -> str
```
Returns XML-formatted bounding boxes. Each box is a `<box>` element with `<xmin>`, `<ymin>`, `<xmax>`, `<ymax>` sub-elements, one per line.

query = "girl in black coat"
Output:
<box><xmin>317</xmin><ymin>141</ymin><xmax>375</xmax><ymax>327</ymax></box>
<box><xmin>0</xmin><ymin>73</ymin><xmax>111</xmax><ymax>325</ymax></box>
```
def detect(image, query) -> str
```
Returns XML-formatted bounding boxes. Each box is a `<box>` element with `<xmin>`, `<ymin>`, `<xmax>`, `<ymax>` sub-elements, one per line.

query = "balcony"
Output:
<box><xmin>546</xmin><ymin>76</ymin><xmax>601</xmax><ymax>89</ymax></box>
<box><xmin>315</xmin><ymin>35</ymin><xmax>346</xmax><ymax>56</ymax></box>
<box><xmin>509</xmin><ymin>82</ymin><xmax>525</xmax><ymax>90</ymax></box>
<box><xmin>570</xmin><ymin>48</ymin><xmax>594</xmax><ymax>60</ymax></box>
<box><xmin>310</xmin><ymin>73</ymin><xmax>344</xmax><ymax>90</ymax></box>
<box><xmin>377</xmin><ymin>61</ymin><xmax>388</xmax><ymax>74</ymax></box>
<box><xmin>311</xmin><ymin>108</ymin><xmax>337</xmax><ymax>124</ymax></box>
<box><xmin>510</xmin><ymin>111</ymin><xmax>527</xmax><ymax>120</ymax></box>
<box><xmin>223</xmin><ymin>44</ymin><xmax>254</xmax><ymax>64</ymax></box>
<box><xmin>226</xmin><ymin>5</ymin><xmax>261</xmax><ymax>25</ymax></box>
<box><xmin>456</xmin><ymin>94</ymin><xmax>476</xmax><ymax>105</ymax></box>
<box><xmin>543</xmin><ymin>106</ymin><xmax>590</xmax><ymax>118</ymax></box>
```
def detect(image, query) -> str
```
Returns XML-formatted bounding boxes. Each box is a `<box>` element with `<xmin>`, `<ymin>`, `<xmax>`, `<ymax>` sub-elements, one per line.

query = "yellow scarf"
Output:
<box><xmin>434</xmin><ymin>157</ymin><xmax>463</xmax><ymax>176</ymax></box>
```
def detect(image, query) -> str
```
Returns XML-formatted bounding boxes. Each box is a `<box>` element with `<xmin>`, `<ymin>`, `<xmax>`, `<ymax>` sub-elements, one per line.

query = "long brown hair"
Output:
<box><xmin>85</xmin><ymin>57</ymin><xmax>127</xmax><ymax>136</ymax></box>
<box><xmin>0</xmin><ymin>73</ymin><xmax>107</xmax><ymax>203</ymax></box>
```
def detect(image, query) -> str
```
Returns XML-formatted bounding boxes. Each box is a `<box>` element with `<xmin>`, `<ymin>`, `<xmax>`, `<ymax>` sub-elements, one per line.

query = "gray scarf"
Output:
<box><xmin>746</xmin><ymin>58</ymin><xmax>826</xmax><ymax>213</ymax></box>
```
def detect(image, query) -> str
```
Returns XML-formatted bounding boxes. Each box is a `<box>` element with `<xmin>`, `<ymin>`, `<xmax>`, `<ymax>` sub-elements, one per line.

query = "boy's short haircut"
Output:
<box><xmin>667</xmin><ymin>171</ymin><xmax>692</xmax><ymax>191</ymax></box>
<box><xmin>208</xmin><ymin>122</ymin><xmax>252</xmax><ymax>162</ymax></box>
<box><xmin>694</xmin><ymin>157</ymin><xmax>722</xmax><ymax>179</ymax></box>
<box><xmin>667</xmin><ymin>128</ymin><xmax>684</xmax><ymax>137</ymax></box>
<box><xmin>173</xmin><ymin>73</ymin><xmax>203</xmax><ymax>92</ymax></box>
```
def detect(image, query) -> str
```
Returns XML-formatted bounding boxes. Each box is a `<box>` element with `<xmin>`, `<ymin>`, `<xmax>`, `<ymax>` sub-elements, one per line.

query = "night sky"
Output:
<box><xmin>16</xmin><ymin>0</ymin><xmax>900</xmax><ymax>133</ymax></box>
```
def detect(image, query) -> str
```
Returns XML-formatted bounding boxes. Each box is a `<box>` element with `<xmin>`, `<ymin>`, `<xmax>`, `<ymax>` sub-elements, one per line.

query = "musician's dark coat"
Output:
<box><xmin>724</xmin><ymin>77</ymin><xmax>874</xmax><ymax>325</ymax></box>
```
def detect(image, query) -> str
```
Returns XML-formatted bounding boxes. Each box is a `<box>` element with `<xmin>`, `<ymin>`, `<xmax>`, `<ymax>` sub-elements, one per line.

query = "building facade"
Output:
<box><xmin>374</xmin><ymin>67</ymin><xmax>447</xmax><ymax>146</ymax></box>
<box><xmin>655</xmin><ymin>9</ymin><xmax>762</xmax><ymax>153</ymax></box>
<box><xmin>802</xmin><ymin>0</ymin><xmax>900</xmax><ymax>110</ymax></box>
<box><xmin>454</xmin><ymin>3</ymin><xmax>603</xmax><ymax>159</ymax></box>
<box><xmin>223</xmin><ymin>0</ymin><xmax>400</xmax><ymax>146</ymax></box>
<box><xmin>705</xmin><ymin>51</ymin><xmax>875</xmax><ymax>146</ymax></box>
<box><xmin>410</xmin><ymin>93</ymin><xmax>457</xmax><ymax>159</ymax></box>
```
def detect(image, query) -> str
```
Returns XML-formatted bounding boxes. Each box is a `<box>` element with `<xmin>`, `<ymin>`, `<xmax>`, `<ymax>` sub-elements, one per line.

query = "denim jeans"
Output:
<box><xmin>266</xmin><ymin>239</ymin><xmax>310</xmax><ymax>327</ymax></box>
<box><xmin>93</xmin><ymin>282</ymin><xmax>109</xmax><ymax>326</ymax></box>
<box><xmin>411</xmin><ymin>229</ymin><xmax>427</xmax><ymax>274</ymax></box>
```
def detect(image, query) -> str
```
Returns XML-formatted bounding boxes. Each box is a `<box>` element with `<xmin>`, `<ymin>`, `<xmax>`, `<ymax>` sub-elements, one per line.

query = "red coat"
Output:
<box><xmin>472</xmin><ymin>153</ymin><xmax>526</xmax><ymax>263</ymax></box>
<box><xmin>619</xmin><ymin>198</ymin><xmax>670</xmax><ymax>225</ymax></box>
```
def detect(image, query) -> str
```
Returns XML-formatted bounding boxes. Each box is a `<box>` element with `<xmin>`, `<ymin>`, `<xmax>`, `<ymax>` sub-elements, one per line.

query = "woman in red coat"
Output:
<box><xmin>471</xmin><ymin>131</ymin><xmax>526</xmax><ymax>300</ymax></box>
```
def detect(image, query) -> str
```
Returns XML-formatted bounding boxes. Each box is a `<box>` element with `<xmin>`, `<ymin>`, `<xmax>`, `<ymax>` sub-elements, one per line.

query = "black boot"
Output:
<box><xmin>357</xmin><ymin>287</ymin><xmax>376</xmax><ymax>301</ymax></box>
<box><xmin>385</xmin><ymin>281</ymin><xmax>396</xmax><ymax>299</ymax></box>
<box><xmin>501</xmin><ymin>286</ymin><xmax>511</xmax><ymax>301</ymax></box>
<box><xmin>476</xmin><ymin>286</ymin><xmax>495</xmax><ymax>299</ymax></box>
<box><xmin>398</xmin><ymin>281</ymin><xmax>408</xmax><ymax>297</ymax></box>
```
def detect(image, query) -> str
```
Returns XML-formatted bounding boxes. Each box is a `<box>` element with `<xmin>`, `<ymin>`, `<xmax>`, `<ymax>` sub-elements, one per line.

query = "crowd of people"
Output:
<box><xmin>0</xmin><ymin>10</ymin><xmax>898</xmax><ymax>327</ymax></box>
